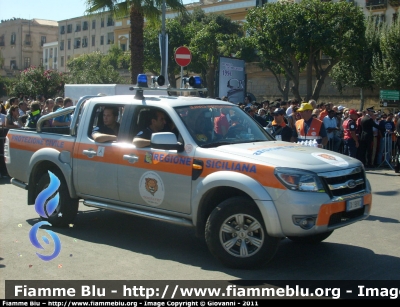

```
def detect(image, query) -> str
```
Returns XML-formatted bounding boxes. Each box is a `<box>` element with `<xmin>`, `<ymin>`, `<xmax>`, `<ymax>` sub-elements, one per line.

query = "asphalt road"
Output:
<box><xmin>1</xmin><ymin>168</ymin><xmax>400</xmax><ymax>299</ymax></box>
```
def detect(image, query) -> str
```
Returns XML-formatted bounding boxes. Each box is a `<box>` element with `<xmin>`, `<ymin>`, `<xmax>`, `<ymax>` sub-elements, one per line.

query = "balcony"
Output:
<box><xmin>389</xmin><ymin>0</ymin><xmax>400</xmax><ymax>7</ymax></box>
<box><xmin>366</xmin><ymin>0</ymin><xmax>387</xmax><ymax>9</ymax></box>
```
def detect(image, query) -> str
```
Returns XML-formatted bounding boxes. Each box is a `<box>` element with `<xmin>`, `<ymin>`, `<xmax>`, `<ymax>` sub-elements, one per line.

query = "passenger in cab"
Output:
<box><xmin>92</xmin><ymin>106</ymin><xmax>120</xmax><ymax>142</ymax></box>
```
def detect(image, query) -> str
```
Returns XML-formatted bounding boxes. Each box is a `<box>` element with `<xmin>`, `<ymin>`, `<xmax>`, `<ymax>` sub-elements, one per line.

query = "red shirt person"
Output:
<box><xmin>214</xmin><ymin>108</ymin><xmax>230</xmax><ymax>137</ymax></box>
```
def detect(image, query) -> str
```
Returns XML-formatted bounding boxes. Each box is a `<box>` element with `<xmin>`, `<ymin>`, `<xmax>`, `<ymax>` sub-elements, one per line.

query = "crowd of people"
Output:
<box><xmin>0</xmin><ymin>95</ymin><xmax>73</xmax><ymax>129</ymax></box>
<box><xmin>233</xmin><ymin>96</ymin><xmax>400</xmax><ymax>172</ymax></box>
<box><xmin>0</xmin><ymin>95</ymin><xmax>74</xmax><ymax>177</ymax></box>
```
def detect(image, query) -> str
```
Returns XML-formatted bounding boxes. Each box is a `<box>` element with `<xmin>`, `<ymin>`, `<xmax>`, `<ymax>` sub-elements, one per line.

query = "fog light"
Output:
<box><xmin>293</xmin><ymin>216</ymin><xmax>316</xmax><ymax>230</ymax></box>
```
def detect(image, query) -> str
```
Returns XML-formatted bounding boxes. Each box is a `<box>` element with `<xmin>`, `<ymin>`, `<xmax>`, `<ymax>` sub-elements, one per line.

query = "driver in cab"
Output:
<box><xmin>133</xmin><ymin>109</ymin><xmax>167</xmax><ymax>148</ymax></box>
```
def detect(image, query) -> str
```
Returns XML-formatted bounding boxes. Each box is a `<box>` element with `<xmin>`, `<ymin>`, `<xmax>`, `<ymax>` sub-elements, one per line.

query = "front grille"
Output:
<box><xmin>319</xmin><ymin>167</ymin><xmax>366</xmax><ymax>197</ymax></box>
<box><xmin>328</xmin><ymin>207</ymin><xmax>365</xmax><ymax>227</ymax></box>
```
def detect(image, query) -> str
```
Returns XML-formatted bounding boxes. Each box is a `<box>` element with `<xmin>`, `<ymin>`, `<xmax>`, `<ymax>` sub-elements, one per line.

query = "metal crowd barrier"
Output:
<box><xmin>378</xmin><ymin>132</ymin><xmax>394</xmax><ymax>170</ymax></box>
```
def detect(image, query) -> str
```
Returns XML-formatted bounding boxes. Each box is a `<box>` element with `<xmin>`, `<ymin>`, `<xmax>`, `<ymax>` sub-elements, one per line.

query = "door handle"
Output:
<box><xmin>123</xmin><ymin>154</ymin><xmax>139</xmax><ymax>164</ymax></box>
<box><xmin>83</xmin><ymin>149</ymin><xmax>97</xmax><ymax>158</ymax></box>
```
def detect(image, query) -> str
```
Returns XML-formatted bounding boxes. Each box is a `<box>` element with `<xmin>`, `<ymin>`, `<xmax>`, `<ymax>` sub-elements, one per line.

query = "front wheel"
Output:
<box><xmin>287</xmin><ymin>231</ymin><xmax>334</xmax><ymax>244</ymax></box>
<box><xmin>205</xmin><ymin>197</ymin><xmax>280</xmax><ymax>269</ymax></box>
<box><xmin>35</xmin><ymin>169</ymin><xmax>79</xmax><ymax>227</ymax></box>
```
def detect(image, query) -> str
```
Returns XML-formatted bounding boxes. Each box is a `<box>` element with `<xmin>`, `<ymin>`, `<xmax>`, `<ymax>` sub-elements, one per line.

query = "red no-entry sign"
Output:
<box><xmin>175</xmin><ymin>46</ymin><xmax>192</xmax><ymax>67</ymax></box>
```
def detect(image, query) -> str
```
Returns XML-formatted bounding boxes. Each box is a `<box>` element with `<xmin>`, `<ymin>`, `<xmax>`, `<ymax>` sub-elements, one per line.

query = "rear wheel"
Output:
<box><xmin>35</xmin><ymin>169</ymin><xmax>79</xmax><ymax>227</ymax></box>
<box><xmin>287</xmin><ymin>231</ymin><xmax>334</xmax><ymax>244</ymax></box>
<box><xmin>205</xmin><ymin>197</ymin><xmax>280</xmax><ymax>269</ymax></box>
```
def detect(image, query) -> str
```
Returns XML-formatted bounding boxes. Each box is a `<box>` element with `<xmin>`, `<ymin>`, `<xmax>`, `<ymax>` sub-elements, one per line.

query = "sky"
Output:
<box><xmin>0</xmin><ymin>0</ymin><xmax>193</xmax><ymax>22</ymax></box>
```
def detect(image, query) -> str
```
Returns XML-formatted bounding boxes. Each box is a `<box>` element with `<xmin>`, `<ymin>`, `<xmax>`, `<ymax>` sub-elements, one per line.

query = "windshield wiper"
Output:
<box><xmin>200</xmin><ymin>141</ymin><xmax>234</xmax><ymax>148</ymax></box>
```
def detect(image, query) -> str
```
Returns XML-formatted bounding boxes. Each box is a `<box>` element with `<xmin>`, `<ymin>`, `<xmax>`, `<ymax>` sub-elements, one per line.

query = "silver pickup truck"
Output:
<box><xmin>4</xmin><ymin>90</ymin><xmax>372</xmax><ymax>269</ymax></box>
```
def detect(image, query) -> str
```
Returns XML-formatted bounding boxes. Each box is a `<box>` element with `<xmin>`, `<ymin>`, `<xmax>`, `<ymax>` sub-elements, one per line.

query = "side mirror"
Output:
<box><xmin>150</xmin><ymin>132</ymin><xmax>184</xmax><ymax>152</ymax></box>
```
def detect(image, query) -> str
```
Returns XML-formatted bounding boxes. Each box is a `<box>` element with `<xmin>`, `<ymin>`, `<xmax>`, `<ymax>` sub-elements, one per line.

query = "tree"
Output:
<box><xmin>245</xmin><ymin>0</ymin><xmax>365</xmax><ymax>101</ymax></box>
<box><xmin>7</xmin><ymin>67</ymin><xmax>66</xmax><ymax>98</ymax></box>
<box><xmin>107</xmin><ymin>44</ymin><xmax>130</xmax><ymax>70</ymax></box>
<box><xmin>86</xmin><ymin>0</ymin><xmax>186</xmax><ymax>84</ymax></box>
<box><xmin>188</xmin><ymin>9</ymin><xmax>242</xmax><ymax>97</ymax></box>
<box><xmin>372</xmin><ymin>17</ymin><xmax>400</xmax><ymax>90</ymax></box>
<box><xmin>66</xmin><ymin>51</ymin><xmax>126</xmax><ymax>84</ymax></box>
<box><xmin>0</xmin><ymin>75</ymin><xmax>11</xmax><ymax>98</ymax></box>
<box><xmin>330</xmin><ymin>17</ymin><xmax>382</xmax><ymax>110</ymax></box>
<box><xmin>143</xmin><ymin>8</ymin><xmax>242</xmax><ymax>95</ymax></box>
<box><xmin>144</xmin><ymin>15</ymin><xmax>190</xmax><ymax>87</ymax></box>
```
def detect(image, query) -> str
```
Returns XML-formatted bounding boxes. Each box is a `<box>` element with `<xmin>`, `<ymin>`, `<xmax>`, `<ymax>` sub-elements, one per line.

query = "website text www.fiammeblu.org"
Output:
<box><xmin>5</xmin><ymin>283</ymin><xmax>400</xmax><ymax>300</ymax></box>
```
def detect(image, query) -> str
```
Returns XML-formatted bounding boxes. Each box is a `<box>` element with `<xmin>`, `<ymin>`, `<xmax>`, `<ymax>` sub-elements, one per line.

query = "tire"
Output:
<box><xmin>35</xmin><ymin>169</ymin><xmax>79</xmax><ymax>227</ymax></box>
<box><xmin>205</xmin><ymin>197</ymin><xmax>280</xmax><ymax>269</ymax></box>
<box><xmin>287</xmin><ymin>230</ymin><xmax>334</xmax><ymax>244</ymax></box>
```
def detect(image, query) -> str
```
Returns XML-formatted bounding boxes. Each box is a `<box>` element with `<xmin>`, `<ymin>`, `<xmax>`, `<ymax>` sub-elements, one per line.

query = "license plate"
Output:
<box><xmin>346</xmin><ymin>198</ymin><xmax>363</xmax><ymax>211</ymax></box>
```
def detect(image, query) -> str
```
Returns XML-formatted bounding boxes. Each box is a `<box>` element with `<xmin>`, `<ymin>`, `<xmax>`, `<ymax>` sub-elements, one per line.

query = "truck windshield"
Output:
<box><xmin>175</xmin><ymin>104</ymin><xmax>273</xmax><ymax>147</ymax></box>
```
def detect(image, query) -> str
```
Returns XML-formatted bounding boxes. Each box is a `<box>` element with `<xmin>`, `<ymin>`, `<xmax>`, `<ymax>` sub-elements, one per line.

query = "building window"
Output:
<box><xmin>0</xmin><ymin>35</ymin><xmax>4</xmax><ymax>46</ymax></box>
<box><xmin>54</xmin><ymin>48</ymin><xmax>58</xmax><ymax>62</ymax></box>
<box><xmin>107</xmin><ymin>33</ymin><xmax>114</xmax><ymax>44</ymax></box>
<box><xmin>60</xmin><ymin>25</ymin><xmax>65</xmax><ymax>34</ymax></box>
<box><xmin>107</xmin><ymin>16</ymin><xmax>114</xmax><ymax>26</ymax></box>
<box><xmin>11</xmin><ymin>32</ymin><xmax>16</xmax><ymax>45</ymax></box>
<box><xmin>83</xmin><ymin>21</ymin><xmax>88</xmax><ymax>31</ymax></box>
<box><xmin>67</xmin><ymin>24</ymin><xmax>72</xmax><ymax>33</ymax></box>
<box><xmin>92</xmin><ymin>20</ymin><xmax>96</xmax><ymax>29</ymax></box>
<box><xmin>74</xmin><ymin>38</ymin><xmax>81</xmax><ymax>49</ymax></box>
<box><xmin>68</xmin><ymin>39</ymin><xmax>71</xmax><ymax>50</ymax></box>
<box><xmin>121</xmin><ymin>44</ymin><xmax>126</xmax><ymax>51</ymax></box>
<box><xmin>60</xmin><ymin>40</ymin><xmax>64</xmax><ymax>50</ymax></box>
<box><xmin>61</xmin><ymin>56</ymin><xmax>64</xmax><ymax>67</ymax></box>
<box><xmin>41</xmin><ymin>36</ymin><xmax>46</xmax><ymax>46</ymax></box>
<box><xmin>49</xmin><ymin>49</ymin><xmax>53</xmax><ymax>58</ymax></box>
<box><xmin>82</xmin><ymin>36</ymin><xmax>88</xmax><ymax>48</ymax></box>
<box><xmin>25</xmin><ymin>34</ymin><xmax>31</xmax><ymax>46</ymax></box>
<box><xmin>372</xmin><ymin>14</ymin><xmax>385</xmax><ymax>26</ymax></box>
<box><xmin>67</xmin><ymin>55</ymin><xmax>71</xmax><ymax>62</ymax></box>
<box><xmin>92</xmin><ymin>35</ymin><xmax>95</xmax><ymax>46</ymax></box>
<box><xmin>40</xmin><ymin>58</ymin><xmax>43</xmax><ymax>67</ymax></box>
<box><xmin>101</xmin><ymin>18</ymin><xmax>104</xmax><ymax>27</ymax></box>
<box><xmin>75</xmin><ymin>23</ymin><xmax>81</xmax><ymax>32</ymax></box>
<box><xmin>10</xmin><ymin>60</ymin><xmax>17</xmax><ymax>70</ymax></box>
<box><xmin>45</xmin><ymin>49</ymin><xmax>48</xmax><ymax>63</ymax></box>
<box><xmin>100</xmin><ymin>36</ymin><xmax>104</xmax><ymax>45</ymax></box>
<box><xmin>24</xmin><ymin>57</ymin><xmax>31</xmax><ymax>69</ymax></box>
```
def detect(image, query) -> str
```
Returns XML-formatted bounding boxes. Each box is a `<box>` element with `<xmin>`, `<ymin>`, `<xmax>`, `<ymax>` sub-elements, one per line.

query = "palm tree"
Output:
<box><xmin>86</xmin><ymin>0</ymin><xmax>186</xmax><ymax>84</ymax></box>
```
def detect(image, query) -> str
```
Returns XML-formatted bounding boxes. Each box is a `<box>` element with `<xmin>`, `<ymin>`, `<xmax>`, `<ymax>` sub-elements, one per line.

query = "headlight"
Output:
<box><xmin>274</xmin><ymin>168</ymin><xmax>325</xmax><ymax>192</ymax></box>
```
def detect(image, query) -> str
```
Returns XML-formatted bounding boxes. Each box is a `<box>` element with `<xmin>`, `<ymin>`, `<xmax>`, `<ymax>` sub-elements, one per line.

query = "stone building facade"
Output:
<box><xmin>0</xmin><ymin>18</ymin><xmax>58</xmax><ymax>76</ymax></box>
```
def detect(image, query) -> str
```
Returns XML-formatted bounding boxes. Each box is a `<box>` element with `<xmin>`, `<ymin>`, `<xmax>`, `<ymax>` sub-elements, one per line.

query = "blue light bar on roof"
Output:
<box><xmin>189</xmin><ymin>76</ymin><xmax>202</xmax><ymax>88</ymax></box>
<box><xmin>137</xmin><ymin>74</ymin><xmax>148</xmax><ymax>87</ymax></box>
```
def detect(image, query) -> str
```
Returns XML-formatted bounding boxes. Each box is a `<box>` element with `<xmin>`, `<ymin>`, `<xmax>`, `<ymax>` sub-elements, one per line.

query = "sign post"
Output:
<box><xmin>175</xmin><ymin>46</ymin><xmax>192</xmax><ymax>92</ymax></box>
